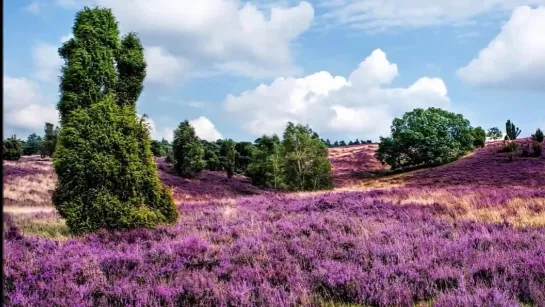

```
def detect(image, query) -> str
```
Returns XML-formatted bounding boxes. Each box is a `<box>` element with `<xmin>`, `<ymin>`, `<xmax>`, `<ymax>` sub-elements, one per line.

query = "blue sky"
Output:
<box><xmin>4</xmin><ymin>0</ymin><xmax>545</xmax><ymax>143</ymax></box>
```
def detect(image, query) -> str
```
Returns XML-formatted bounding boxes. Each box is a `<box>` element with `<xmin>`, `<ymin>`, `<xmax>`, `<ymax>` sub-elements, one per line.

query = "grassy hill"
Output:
<box><xmin>3</xmin><ymin>142</ymin><xmax>545</xmax><ymax>306</ymax></box>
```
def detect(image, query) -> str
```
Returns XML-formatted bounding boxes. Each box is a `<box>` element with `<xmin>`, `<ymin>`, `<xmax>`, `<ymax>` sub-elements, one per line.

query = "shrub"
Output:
<box><xmin>531</xmin><ymin>128</ymin><xmax>544</xmax><ymax>143</ymax></box>
<box><xmin>533</xmin><ymin>141</ymin><xmax>543</xmax><ymax>157</ymax></box>
<box><xmin>3</xmin><ymin>135</ymin><xmax>23</xmax><ymax>161</ymax></box>
<box><xmin>502</xmin><ymin>142</ymin><xmax>518</xmax><ymax>153</ymax></box>
<box><xmin>521</xmin><ymin>144</ymin><xmax>530</xmax><ymax>157</ymax></box>
<box><xmin>52</xmin><ymin>7</ymin><xmax>178</xmax><ymax>234</ymax></box>
<box><xmin>376</xmin><ymin>107</ymin><xmax>474</xmax><ymax>169</ymax></box>
<box><xmin>172</xmin><ymin>121</ymin><xmax>205</xmax><ymax>178</ymax></box>
<box><xmin>471</xmin><ymin>127</ymin><xmax>486</xmax><ymax>148</ymax></box>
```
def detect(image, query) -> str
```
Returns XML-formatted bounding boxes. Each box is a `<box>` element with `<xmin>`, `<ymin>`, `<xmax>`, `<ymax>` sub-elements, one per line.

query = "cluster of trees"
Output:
<box><xmin>49</xmin><ymin>7</ymin><xmax>178</xmax><ymax>234</ymax></box>
<box><xmin>2</xmin><ymin>123</ymin><xmax>60</xmax><ymax>161</ymax></box>
<box><xmin>376</xmin><ymin>110</ymin><xmax>543</xmax><ymax>169</ymax></box>
<box><xmin>322</xmin><ymin>139</ymin><xmax>373</xmax><ymax>147</ymax></box>
<box><xmin>375</xmin><ymin>108</ymin><xmax>485</xmax><ymax>169</ymax></box>
<box><xmin>161</xmin><ymin>121</ymin><xmax>333</xmax><ymax>191</ymax></box>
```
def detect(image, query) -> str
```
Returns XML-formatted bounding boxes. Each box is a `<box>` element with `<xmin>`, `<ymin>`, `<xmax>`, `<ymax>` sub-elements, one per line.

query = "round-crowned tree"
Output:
<box><xmin>52</xmin><ymin>7</ymin><xmax>178</xmax><ymax>234</ymax></box>
<box><xmin>376</xmin><ymin>107</ymin><xmax>475</xmax><ymax>169</ymax></box>
<box><xmin>172</xmin><ymin>120</ymin><xmax>205</xmax><ymax>178</ymax></box>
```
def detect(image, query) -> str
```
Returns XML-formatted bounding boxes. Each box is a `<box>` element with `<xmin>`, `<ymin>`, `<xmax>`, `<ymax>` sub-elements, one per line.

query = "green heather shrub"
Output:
<box><xmin>3</xmin><ymin>135</ymin><xmax>23</xmax><ymax>161</ymax></box>
<box><xmin>172</xmin><ymin>120</ymin><xmax>205</xmax><ymax>178</ymax></box>
<box><xmin>502</xmin><ymin>142</ymin><xmax>519</xmax><ymax>153</ymax></box>
<box><xmin>52</xmin><ymin>7</ymin><xmax>177</xmax><ymax>234</ymax></box>
<box><xmin>533</xmin><ymin>141</ymin><xmax>543</xmax><ymax>157</ymax></box>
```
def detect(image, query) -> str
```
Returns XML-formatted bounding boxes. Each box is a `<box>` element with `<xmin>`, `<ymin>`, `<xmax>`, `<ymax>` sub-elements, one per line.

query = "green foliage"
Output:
<box><xmin>533</xmin><ymin>141</ymin><xmax>542</xmax><ymax>157</ymax></box>
<box><xmin>376</xmin><ymin>107</ymin><xmax>475</xmax><ymax>169</ymax></box>
<box><xmin>501</xmin><ymin>142</ymin><xmax>519</xmax><ymax>153</ymax></box>
<box><xmin>53</xmin><ymin>7</ymin><xmax>177</xmax><ymax>234</ymax></box>
<box><xmin>247</xmin><ymin>135</ymin><xmax>286</xmax><ymax>190</ymax></box>
<box><xmin>202</xmin><ymin>140</ymin><xmax>222</xmax><ymax>171</ymax></box>
<box><xmin>3</xmin><ymin>135</ymin><xmax>23</xmax><ymax>161</ymax></box>
<box><xmin>150</xmin><ymin>140</ymin><xmax>168</xmax><ymax>157</ymax></box>
<box><xmin>235</xmin><ymin>142</ymin><xmax>255</xmax><ymax>175</ymax></box>
<box><xmin>486</xmin><ymin>127</ymin><xmax>502</xmax><ymax>141</ymax></box>
<box><xmin>172</xmin><ymin>121</ymin><xmax>205</xmax><ymax>178</ymax></box>
<box><xmin>505</xmin><ymin>120</ymin><xmax>521</xmax><ymax>140</ymax></box>
<box><xmin>220</xmin><ymin>139</ymin><xmax>237</xmax><ymax>179</ymax></box>
<box><xmin>471</xmin><ymin>126</ymin><xmax>486</xmax><ymax>148</ymax></box>
<box><xmin>339</xmin><ymin>140</ymin><xmax>346</xmax><ymax>146</ymax></box>
<box><xmin>40</xmin><ymin>123</ymin><xmax>60</xmax><ymax>158</ymax></box>
<box><xmin>23</xmin><ymin>133</ymin><xmax>43</xmax><ymax>156</ymax></box>
<box><xmin>531</xmin><ymin>128</ymin><xmax>544</xmax><ymax>143</ymax></box>
<box><xmin>282</xmin><ymin>122</ymin><xmax>333</xmax><ymax>191</ymax></box>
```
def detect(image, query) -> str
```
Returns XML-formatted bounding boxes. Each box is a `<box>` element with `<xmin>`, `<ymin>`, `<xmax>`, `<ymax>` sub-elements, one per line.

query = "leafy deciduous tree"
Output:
<box><xmin>376</xmin><ymin>107</ymin><xmax>475</xmax><ymax>169</ymax></box>
<box><xmin>220</xmin><ymin>139</ymin><xmax>237</xmax><ymax>179</ymax></box>
<box><xmin>487</xmin><ymin>127</ymin><xmax>503</xmax><ymax>141</ymax></box>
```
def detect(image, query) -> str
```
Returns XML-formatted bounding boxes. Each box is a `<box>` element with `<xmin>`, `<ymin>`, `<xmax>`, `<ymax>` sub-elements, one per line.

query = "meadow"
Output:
<box><xmin>3</xmin><ymin>141</ymin><xmax>545</xmax><ymax>306</ymax></box>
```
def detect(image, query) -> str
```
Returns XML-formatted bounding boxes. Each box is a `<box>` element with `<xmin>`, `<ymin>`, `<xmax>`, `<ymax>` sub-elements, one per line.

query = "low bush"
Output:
<box><xmin>3</xmin><ymin>135</ymin><xmax>23</xmax><ymax>161</ymax></box>
<box><xmin>533</xmin><ymin>141</ymin><xmax>542</xmax><ymax>157</ymax></box>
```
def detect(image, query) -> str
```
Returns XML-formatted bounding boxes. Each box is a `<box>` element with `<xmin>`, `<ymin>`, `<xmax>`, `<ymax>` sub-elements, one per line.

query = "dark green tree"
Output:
<box><xmin>282</xmin><ymin>122</ymin><xmax>333</xmax><ymax>191</ymax></box>
<box><xmin>235</xmin><ymin>141</ymin><xmax>255</xmax><ymax>175</ymax></box>
<box><xmin>505</xmin><ymin>120</ymin><xmax>521</xmax><ymax>140</ymax></box>
<box><xmin>471</xmin><ymin>126</ymin><xmax>486</xmax><ymax>148</ymax></box>
<box><xmin>172</xmin><ymin>120</ymin><xmax>205</xmax><ymax>178</ymax></box>
<box><xmin>52</xmin><ymin>7</ymin><xmax>178</xmax><ymax>234</ymax></box>
<box><xmin>40</xmin><ymin>123</ymin><xmax>59</xmax><ymax>157</ymax></box>
<box><xmin>23</xmin><ymin>133</ymin><xmax>43</xmax><ymax>156</ymax></box>
<box><xmin>376</xmin><ymin>107</ymin><xmax>475</xmax><ymax>169</ymax></box>
<box><xmin>325</xmin><ymin>139</ymin><xmax>332</xmax><ymax>147</ymax></box>
<box><xmin>150</xmin><ymin>140</ymin><xmax>166</xmax><ymax>157</ymax></box>
<box><xmin>354</xmin><ymin>139</ymin><xmax>360</xmax><ymax>145</ymax></box>
<box><xmin>486</xmin><ymin>127</ymin><xmax>503</xmax><ymax>141</ymax></box>
<box><xmin>339</xmin><ymin>140</ymin><xmax>346</xmax><ymax>146</ymax></box>
<box><xmin>531</xmin><ymin>128</ymin><xmax>544</xmax><ymax>143</ymax></box>
<box><xmin>247</xmin><ymin>135</ymin><xmax>285</xmax><ymax>189</ymax></box>
<box><xmin>3</xmin><ymin>135</ymin><xmax>23</xmax><ymax>161</ymax></box>
<box><xmin>201</xmin><ymin>140</ymin><xmax>222</xmax><ymax>171</ymax></box>
<box><xmin>220</xmin><ymin>139</ymin><xmax>237</xmax><ymax>179</ymax></box>
<box><xmin>333</xmin><ymin>141</ymin><xmax>339</xmax><ymax>147</ymax></box>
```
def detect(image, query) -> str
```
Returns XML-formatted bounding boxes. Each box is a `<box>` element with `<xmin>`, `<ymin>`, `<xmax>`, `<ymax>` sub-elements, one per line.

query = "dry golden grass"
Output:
<box><xmin>3</xmin><ymin>173</ymin><xmax>56</xmax><ymax>207</ymax></box>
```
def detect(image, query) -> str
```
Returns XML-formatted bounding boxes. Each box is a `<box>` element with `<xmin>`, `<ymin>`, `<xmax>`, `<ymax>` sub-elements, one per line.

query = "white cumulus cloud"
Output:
<box><xmin>189</xmin><ymin>116</ymin><xmax>223</xmax><ymax>141</ymax></box>
<box><xmin>457</xmin><ymin>6</ymin><xmax>545</xmax><ymax>90</ymax></box>
<box><xmin>56</xmin><ymin>0</ymin><xmax>314</xmax><ymax>79</ymax></box>
<box><xmin>3</xmin><ymin>77</ymin><xmax>58</xmax><ymax>136</ymax></box>
<box><xmin>224</xmin><ymin>49</ymin><xmax>450</xmax><ymax>139</ymax></box>
<box><xmin>144</xmin><ymin>46</ymin><xmax>185</xmax><ymax>84</ymax></box>
<box><xmin>32</xmin><ymin>42</ymin><xmax>63</xmax><ymax>82</ymax></box>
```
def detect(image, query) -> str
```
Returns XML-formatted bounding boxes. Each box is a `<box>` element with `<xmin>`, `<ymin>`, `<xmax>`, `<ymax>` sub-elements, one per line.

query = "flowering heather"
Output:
<box><xmin>156</xmin><ymin>157</ymin><xmax>269</xmax><ymax>202</ymax></box>
<box><xmin>404</xmin><ymin>139</ymin><xmax>545</xmax><ymax>189</ymax></box>
<box><xmin>328</xmin><ymin>144</ymin><xmax>387</xmax><ymax>187</ymax></box>
<box><xmin>4</xmin><ymin>188</ymin><xmax>545</xmax><ymax>306</ymax></box>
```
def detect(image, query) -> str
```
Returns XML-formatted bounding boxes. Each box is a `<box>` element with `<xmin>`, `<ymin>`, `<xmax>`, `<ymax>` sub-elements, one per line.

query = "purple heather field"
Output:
<box><xmin>3</xmin><ymin>140</ymin><xmax>545</xmax><ymax>306</ymax></box>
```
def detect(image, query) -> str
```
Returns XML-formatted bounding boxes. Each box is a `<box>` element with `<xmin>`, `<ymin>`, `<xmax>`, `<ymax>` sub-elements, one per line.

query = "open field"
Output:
<box><xmin>3</xmin><ymin>143</ymin><xmax>545</xmax><ymax>306</ymax></box>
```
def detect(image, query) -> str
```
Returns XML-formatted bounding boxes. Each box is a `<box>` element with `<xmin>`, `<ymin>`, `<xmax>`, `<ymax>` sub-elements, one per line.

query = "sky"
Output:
<box><xmin>4</xmin><ymin>0</ymin><xmax>545</xmax><ymax>143</ymax></box>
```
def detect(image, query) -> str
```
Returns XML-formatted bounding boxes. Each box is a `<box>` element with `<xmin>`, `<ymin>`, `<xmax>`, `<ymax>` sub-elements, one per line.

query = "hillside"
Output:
<box><xmin>4</xmin><ymin>141</ymin><xmax>545</xmax><ymax>306</ymax></box>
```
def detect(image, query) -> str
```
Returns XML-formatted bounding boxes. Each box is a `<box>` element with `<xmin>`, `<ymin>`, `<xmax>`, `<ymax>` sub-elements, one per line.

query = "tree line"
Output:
<box><xmin>322</xmin><ymin>139</ymin><xmax>373</xmax><ymax>147</ymax></box>
<box><xmin>2</xmin><ymin>123</ymin><xmax>60</xmax><ymax>161</ymax></box>
<box><xmin>152</xmin><ymin>120</ymin><xmax>333</xmax><ymax>192</ymax></box>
